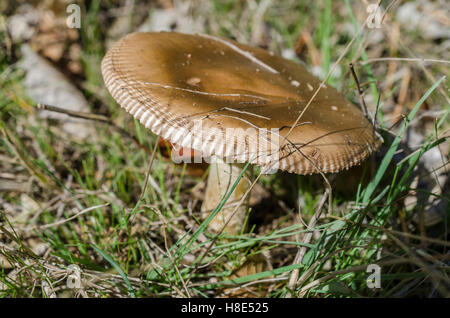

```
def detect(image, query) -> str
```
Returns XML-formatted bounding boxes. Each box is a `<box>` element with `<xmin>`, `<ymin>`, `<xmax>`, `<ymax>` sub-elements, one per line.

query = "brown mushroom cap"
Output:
<box><xmin>102</xmin><ymin>32</ymin><xmax>382</xmax><ymax>174</ymax></box>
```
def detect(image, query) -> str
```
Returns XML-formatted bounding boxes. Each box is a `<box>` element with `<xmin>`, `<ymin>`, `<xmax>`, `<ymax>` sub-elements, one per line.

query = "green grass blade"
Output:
<box><xmin>91</xmin><ymin>244</ymin><xmax>136</xmax><ymax>298</ymax></box>
<box><xmin>362</xmin><ymin>76</ymin><xmax>446</xmax><ymax>202</ymax></box>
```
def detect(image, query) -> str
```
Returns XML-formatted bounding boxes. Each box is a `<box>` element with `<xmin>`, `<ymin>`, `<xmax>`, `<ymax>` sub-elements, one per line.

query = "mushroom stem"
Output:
<box><xmin>202</xmin><ymin>157</ymin><xmax>253</xmax><ymax>235</ymax></box>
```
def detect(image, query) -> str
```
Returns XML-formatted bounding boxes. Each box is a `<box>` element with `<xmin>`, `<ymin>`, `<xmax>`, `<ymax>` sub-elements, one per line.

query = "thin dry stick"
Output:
<box><xmin>38</xmin><ymin>203</ymin><xmax>110</xmax><ymax>229</ymax></box>
<box><xmin>373</xmin><ymin>90</ymin><xmax>381</xmax><ymax>128</ymax></box>
<box><xmin>37</xmin><ymin>103</ymin><xmax>111</xmax><ymax>122</ymax></box>
<box><xmin>36</xmin><ymin>103</ymin><xmax>152</xmax><ymax>154</ymax></box>
<box><xmin>349</xmin><ymin>61</ymin><xmax>381</xmax><ymax>140</ymax></box>
<box><xmin>361</xmin><ymin>57</ymin><xmax>450</xmax><ymax>65</ymax></box>
<box><xmin>349</xmin><ymin>62</ymin><xmax>369</xmax><ymax>118</ymax></box>
<box><xmin>138</xmin><ymin>136</ymin><xmax>160</xmax><ymax>202</ymax></box>
<box><xmin>398</xmin><ymin>38</ymin><xmax>450</xmax><ymax>105</ymax></box>
<box><xmin>285</xmin><ymin>188</ymin><xmax>329</xmax><ymax>298</ymax></box>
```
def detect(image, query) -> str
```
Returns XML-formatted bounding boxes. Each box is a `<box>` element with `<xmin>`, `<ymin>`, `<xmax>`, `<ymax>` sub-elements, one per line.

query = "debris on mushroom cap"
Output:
<box><xmin>101</xmin><ymin>32</ymin><xmax>382</xmax><ymax>175</ymax></box>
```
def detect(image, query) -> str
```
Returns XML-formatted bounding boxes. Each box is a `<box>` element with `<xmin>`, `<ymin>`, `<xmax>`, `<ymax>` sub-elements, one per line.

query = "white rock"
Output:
<box><xmin>20</xmin><ymin>45</ymin><xmax>92</xmax><ymax>138</ymax></box>
<box><xmin>138</xmin><ymin>2</ymin><xmax>203</xmax><ymax>34</ymax></box>
<box><xmin>396</xmin><ymin>2</ymin><xmax>422</xmax><ymax>30</ymax></box>
<box><xmin>6</xmin><ymin>5</ymin><xmax>40</xmax><ymax>42</ymax></box>
<box><xmin>396</xmin><ymin>1</ymin><xmax>450</xmax><ymax>40</ymax></box>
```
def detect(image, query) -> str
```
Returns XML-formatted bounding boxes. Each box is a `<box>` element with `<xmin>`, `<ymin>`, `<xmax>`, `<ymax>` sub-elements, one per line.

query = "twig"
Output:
<box><xmin>285</xmin><ymin>188</ymin><xmax>329</xmax><ymax>298</ymax></box>
<box><xmin>361</xmin><ymin>57</ymin><xmax>450</xmax><ymax>65</ymax></box>
<box><xmin>374</xmin><ymin>89</ymin><xmax>381</xmax><ymax>128</ymax></box>
<box><xmin>38</xmin><ymin>203</ymin><xmax>110</xmax><ymax>230</ymax></box>
<box><xmin>36</xmin><ymin>103</ymin><xmax>152</xmax><ymax>154</ymax></box>
<box><xmin>349</xmin><ymin>62</ymin><xmax>369</xmax><ymax>118</ymax></box>
<box><xmin>138</xmin><ymin>137</ymin><xmax>160</xmax><ymax>202</ymax></box>
<box><xmin>37</xmin><ymin>103</ymin><xmax>110</xmax><ymax>122</ymax></box>
<box><xmin>397</xmin><ymin>39</ymin><xmax>450</xmax><ymax>105</ymax></box>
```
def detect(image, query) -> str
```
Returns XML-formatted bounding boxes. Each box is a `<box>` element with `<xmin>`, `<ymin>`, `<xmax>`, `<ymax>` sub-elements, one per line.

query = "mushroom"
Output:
<box><xmin>101</xmin><ymin>32</ymin><xmax>382</xmax><ymax>235</ymax></box>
